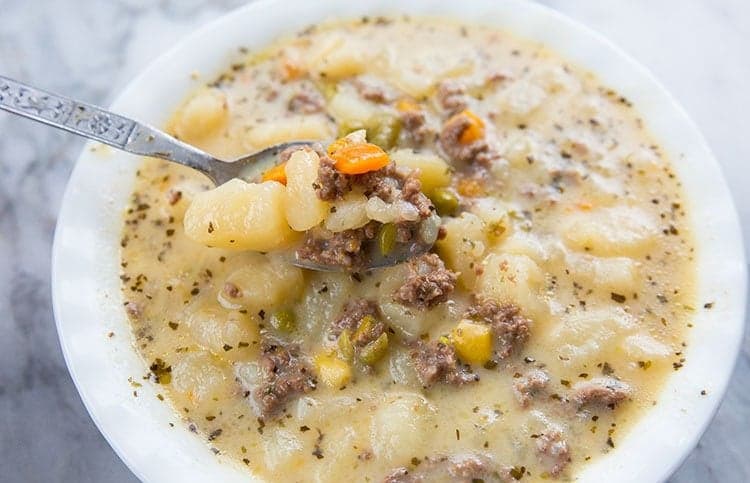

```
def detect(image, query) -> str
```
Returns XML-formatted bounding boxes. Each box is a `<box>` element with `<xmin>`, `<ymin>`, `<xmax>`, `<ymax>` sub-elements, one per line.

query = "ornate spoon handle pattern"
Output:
<box><xmin>0</xmin><ymin>75</ymin><xmax>137</xmax><ymax>147</ymax></box>
<box><xmin>0</xmin><ymin>75</ymin><xmax>218</xmax><ymax>175</ymax></box>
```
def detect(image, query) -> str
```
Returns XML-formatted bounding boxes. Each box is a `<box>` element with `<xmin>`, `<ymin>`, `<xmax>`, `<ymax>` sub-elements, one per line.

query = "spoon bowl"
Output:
<box><xmin>0</xmin><ymin>74</ymin><xmax>436</xmax><ymax>271</ymax></box>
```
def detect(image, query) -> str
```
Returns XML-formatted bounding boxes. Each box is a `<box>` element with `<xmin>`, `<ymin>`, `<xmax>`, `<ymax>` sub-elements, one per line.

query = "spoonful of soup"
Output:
<box><xmin>183</xmin><ymin>130</ymin><xmax>443</xmax><ymax>271</ymax></box>
<box><xmin>0</xmin><ymin>75</ymin><xmax>441</xmax><ymax>271</ymax></box>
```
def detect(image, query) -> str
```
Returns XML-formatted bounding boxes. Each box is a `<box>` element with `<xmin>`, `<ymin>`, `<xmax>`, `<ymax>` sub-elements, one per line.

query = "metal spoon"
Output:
<box><xmin>0</xmin><ymin>75</ymin><xmax>436</xmax><ymax>271</ymax></box>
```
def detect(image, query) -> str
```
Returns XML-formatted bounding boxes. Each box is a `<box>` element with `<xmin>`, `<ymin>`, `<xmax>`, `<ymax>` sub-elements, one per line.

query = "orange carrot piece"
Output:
<box><xmin>452</xmin><ymin>109</ymin><xmax>485</xmax><ymax>144</ymax></box>
<box><xmin>327</xmin><ymin>136</ymin><xmax>354</xmax><ymax>157</ymax></box>
<box><xmin>280</xmin><ymin>60</ymin><xmax>305</xmax><ymax>82</ymax></box>
<box><xmin>262</xmin><ymin>162</ymin><xmax>288</xmax><ymax>185</ymax></box>
<box><xmin>456</xmin><ymin>178</ymin><xmax>485</xmax><ymax>197</ymax></box>
<box><xmin>331</xmin><ymin>143</ymin><xmax>389</xmax><ymax>175</ymax></box>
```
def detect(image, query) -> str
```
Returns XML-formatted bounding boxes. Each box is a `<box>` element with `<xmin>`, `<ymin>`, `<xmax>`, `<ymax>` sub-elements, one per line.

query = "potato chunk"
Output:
<box><xmin>284</xmin><ymin>149</ymin><xmax>331</xmax><ymax>231</ymax></box>
<box><xmin>328</xmin><ymin>85</ymin><xmax>379</xmax><ymax>124</ymax></box>
<box><xmin>390</xmin><ymin>149</ymin><xmax>451</xmax><ymax>195</ymax></box>
<box><xmin>471</xmin><ymin>198</ymin><xmax>512</xmax><ymax>244</ymax></box>
<box><xmin>499</xmin><ymin>232</ymin><xmax>548</xmax><ymax>264</ymax></box>
<box><xmin>218</xmin><ymin>253</ymin><xmax>304</xmax><ymax>313</ymax></box>
<box><xmin>306</xmin><ymin>34</ymin><xmax>367</xmax><ymax>79</ymax></box>
<box><xmin>369</xmin><ymin>392</ymin><xmax>437</xmax><ymax>459</ymax></box>
<box><xmin>566</xmin><ymin>253</ymin><xmax>638</xmax><ymax>293</ymax></box>
<box><xmin>324</xmin><ymin>192</ymin><xmax>369</xmax><ymax>232</ymax></box>
<box><xmin>261</xmin><ymin>428</ymin><xmax>304</xmax><ymax>471</ymax></box>
<box><xmin>184</xmin><ymin>304</ymin><xmax>260</xmax><ymax>361</ymax></box>
<box><xmin>313</xmin><ymin>426</ymin><xmax>364</xmax><ymax>483</ymax></box>
<box><xmin>436</xmin><ymin>213</ymin><xmax>488</xmax><ymax>289</ymax></box>
<box><xmin>547</xmin><ymin>308</ymin><xmax>635</xmax><ymax>364</ymax></box>
<box><xmin>172</xmin><ymin>88</ymin><xmax>228</xmax><ymax>141</ymax></box>
<box><xmin>563</xmin><ymin>207</ymin><xmax>656</xmax><ymax>257</ymax></box>
<box><xmin>184</xmin><ymin>179</ymin><xmax>296</xmax><ymax>251</ymax></box>
<box><xmin>477</xmin><ymin>253</ymin><xmax>547</xmax><ymax>318</ymax></box>
<box><xmin>497</xmin><ymin>80</ymin><xmax>547</xmax><ymax>119</ymax></box>
<box><xmin>245</xmin><ymin>117</ymin><xmax>333</xmax><ymax>149</ymax></box>
<box><xmin>621</xmin><ymin>334</ymin><xmax>671</xmax><ymax>359</ymax></box>
<box><xmin>171</xmin><ymin>351</ymin><xmax>232</xmax><ymax>413</ymax></box>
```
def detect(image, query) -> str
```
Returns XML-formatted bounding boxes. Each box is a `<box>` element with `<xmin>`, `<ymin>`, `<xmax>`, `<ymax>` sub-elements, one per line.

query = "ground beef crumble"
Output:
<box><xmin>398</xmin><ymin>169</ymin><xmax>434</xmax><ymax>218</ymax></box>
<box><xmin>352</xmin><ymin>77</ymin><xmax>392</xmax><ymax>103</ymax></box>
<box><xmin>399</xmin><ymin>109</ymin><xmax>431</xmax><ymax>145</ymax></box>
<box><xmin>296</xmin><ymin>222</ymin><xmax>379</xmax><ymax>269</ymax></box>
<box><xmin>439</xmin><ymin>111</ymin><xmax>501</xmax><ymax>167</ymax></box>
<box><xmin>254</xmin><ymin>341</ymin><xmax>316</xmax><ymax>419</ymax></box>
<box><xmin>410</xmin><ymin>340</ymin><xmax>479</xmax><ymax>388</ymax></box>
<box><xmin>124</xmin><ymin>301</ymin><xmax>142</xmax><ymax>319</ymax></box>
<box><xmin>166</xmin><ymin>189</ymin><xmax>182</xmax><ymax>205</ymax></box>
<box><xmin>316</xmin><ymin>159</ymin><xmax>432</xmax><ymax>217</ymax></box>
<box><xmin>329</xmin><ymin>299</ymin><xmax>381</xmax><ymax>339</ymax></box>
<box><xmin>464</xmin><ymin>300</ymin><xmax>531</xmax><ymax>360</ymax></box>
<box><xmin>287</xmin><ymin>90</ymin><xmax>325</xmax><ymax>114</ymax></box>
<box><xmin>535</xmin><ymin>429</ymin><xmax>571</xmax><ymax>477</ymax></box>
<box><xmin>315</xmin><ymin>154</ymin><xmax>353</xmax><ymax>201</ymax></box>
<box><xmin>394</xmin><ymin>253</ymin><xmax>457</xmax><ymax>309</ymax></box>
<box><xmin>436</xmin><ymin>80</ymin><xmax>469</xmax><ymax>114</ymax></box>
<box><xmin>384</xmin><ymin>453</ymin><xmax>512</xmax><ymax>483</ymax></box>
<box><xmin>301</xmin><ymin>160</ymin><xmax>435</xmax><ymax>269</ymax></box>
<box><xmin>571</xmin><ymin>377</ymin><xmax>631</xmax><ymax>409</ymax></box>
<box><xmin>513</xmin><ymin>369</ymin><xmax>550</xmax><ymax>407</ymax></box>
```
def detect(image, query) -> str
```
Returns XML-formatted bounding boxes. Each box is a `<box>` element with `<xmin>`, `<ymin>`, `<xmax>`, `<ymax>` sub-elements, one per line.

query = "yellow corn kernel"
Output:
<box><xmin>395</xmin><ymin>98</ymin><xmax>420</xmax><ymax>113</ymax></box>
<box><xmin>451</xmin><ymin>320</ymin><xmax>493</xmax><ymax>365</ymax></box>
<box><xmin>314</xmin><ymin>352</ymin><xmax>352</xmax><ymax>389</ymax></box>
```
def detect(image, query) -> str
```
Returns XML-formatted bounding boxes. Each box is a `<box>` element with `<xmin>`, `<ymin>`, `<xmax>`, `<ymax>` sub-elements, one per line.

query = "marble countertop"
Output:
<box><xmin>0</xmin><ymin>0</ymin><xmax>747</xmax><ymax>481</ymax></box>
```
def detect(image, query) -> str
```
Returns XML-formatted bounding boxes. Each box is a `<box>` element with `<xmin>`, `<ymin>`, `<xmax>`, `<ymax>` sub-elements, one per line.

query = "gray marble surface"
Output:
<box><xmin>0</xmin><ymin>1</ymin><xmax>747</xmax><ymax>482</ymax></box>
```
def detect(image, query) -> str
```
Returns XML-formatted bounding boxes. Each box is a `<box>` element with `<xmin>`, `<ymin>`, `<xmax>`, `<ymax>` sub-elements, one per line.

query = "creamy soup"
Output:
<box><xmin>120</xmin><ymin>16</ymin><xmax>696</xmax><ymax>482</ymax></box>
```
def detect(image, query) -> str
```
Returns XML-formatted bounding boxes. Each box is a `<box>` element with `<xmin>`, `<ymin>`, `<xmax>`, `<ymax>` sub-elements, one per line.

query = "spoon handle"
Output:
<box><xmin>0</xmin><ymin>75</ymin><xmax>220</xmax><ymax>179</ymax></box>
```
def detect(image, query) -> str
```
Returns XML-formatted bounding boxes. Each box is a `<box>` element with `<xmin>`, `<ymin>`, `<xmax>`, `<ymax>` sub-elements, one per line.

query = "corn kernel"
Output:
<box><xmin>451</xmin><ymin>320</ymin><xmax>493</xmax><ymax>365</ymax></box>
<box><xmin>314</xmin><ymin>352</ymin><xmax>352</xmax><ymax>389</ymax></box>
<box><xmin>395</xmin><ymin>98</ymin><xmax>420</xmax><ymax>113</ymax></box>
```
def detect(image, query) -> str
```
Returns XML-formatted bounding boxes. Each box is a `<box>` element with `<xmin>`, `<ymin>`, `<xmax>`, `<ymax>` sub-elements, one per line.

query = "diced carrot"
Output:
<box><xmin>331</xmin><ymin>142</ymin><xmax>390</xmax><ymax>175</ymax></box>
<box><xmin>457</xmin><ymin>177</ymin><xmax>485</xmax><ymax>197</ymax></box>
<box><xmin>327</xmin><ymin>136</ymin><xmax>354</xmax><ymax>157</ymax></box>
<box><xmin>395</xmin><ymin>98</ymin><xmax>420</xmax><ymax>113</ymax></box>
<box><xmin>261</xmin><ymin>162</ymin><xmax>287</xmax><ymax>185</ymax></box>
<box><xmin>577</xmin><ymin>201</ymin><xmax>593</xmax><ymax>211</ymax></box>
<box><xmin>450</xmin><ymin>109</ymin><xmax>485</xmax><ymax>144</ymax></box>
<box><xmin>280</xmin><ymin>60</ymin><xmax>305</xmax><ymax>82</ymax></box>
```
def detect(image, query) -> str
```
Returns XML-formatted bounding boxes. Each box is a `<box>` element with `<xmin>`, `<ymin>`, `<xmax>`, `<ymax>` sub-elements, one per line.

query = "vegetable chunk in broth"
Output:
<box><xmin>120</xmin><ymin>16</ymin><xmax>696</xmax><ymax>482</ymax></box>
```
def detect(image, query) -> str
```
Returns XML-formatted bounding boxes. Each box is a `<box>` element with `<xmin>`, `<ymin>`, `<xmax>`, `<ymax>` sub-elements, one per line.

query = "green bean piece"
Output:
<box><xmin>377</xmin><ymin>223</ymin><xmax>397</xmax><ymax>256</ymax></box>
<box><xmin>430</xmin><ymin>187</ymin><xmax>459</xmax><ymax>216</ymax></box>
<box><xmin>353</xmin><ymin>315</ymin><xmax>376</xmax><ymax>344</ymax></box>
<box><xmin>358</xmin><ymin>333</ymin><xmax>389</xmax><ymax>365</ymax></box>
<box><xmin>270</xmin><ymin>309</ymin><xmax>296</xmax><ymax>333</ymax></box>
<box><xmin>337</xmin><ymin>329</ymin><xmax>355</xmax><ymax>361</ymax></box>
<box><xmin>367</xmin><ymin>114</ymin><xmax>402</xmax><ymax>150</ymax></box>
